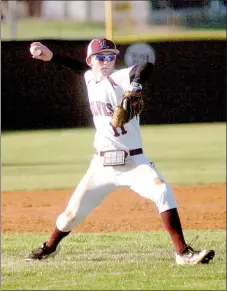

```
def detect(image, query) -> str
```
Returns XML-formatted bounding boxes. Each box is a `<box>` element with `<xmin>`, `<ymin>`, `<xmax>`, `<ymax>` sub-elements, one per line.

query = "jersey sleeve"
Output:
<box><xmin>51</xmin><ymin>53</ymin><xmax>88</xmax><ymax>72</ymax></box>
<box><xmin>130</xmin><ymin>62</ymin><xmax>154</xmax><ymax>85</ymax></box>
<box><xmin>110</xmin><ymin>62</ymin><xmax>154</xmax><ymax>90</ymax></box>
<box><xmin>110</xmin><ymin>66</ymin><xmax>135</xmax><ymax>91</ymax></box>
<box><xmin>84</xmin><ymin>70</ymin><xmax>93</xmax><ymax>86</ymax></box>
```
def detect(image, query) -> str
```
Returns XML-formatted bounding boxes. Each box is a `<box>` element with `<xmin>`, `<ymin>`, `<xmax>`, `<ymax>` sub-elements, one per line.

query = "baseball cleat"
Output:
<box><xmin>175</xmin><ymin>246</ymin><xmax>215</xmax><ymax>265</ymax></box>
<box><xmin>25</xmin><ymin>242</ymin><xmax>60</xmax><ymax>261</ymax></box>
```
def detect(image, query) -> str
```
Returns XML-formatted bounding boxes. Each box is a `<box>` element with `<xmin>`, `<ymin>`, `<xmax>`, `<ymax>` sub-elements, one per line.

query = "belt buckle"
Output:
<box><xmin>103</xmin><ymin>150</ymin><xmax>126</xmax><ymax>166</ymax></box>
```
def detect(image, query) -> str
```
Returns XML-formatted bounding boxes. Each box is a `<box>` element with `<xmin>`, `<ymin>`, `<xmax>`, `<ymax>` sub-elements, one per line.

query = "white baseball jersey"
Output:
<box><xmin>56</xmin><ymin>66</ymin><xmax>178</xmax><ymax>233</ymax></box>
<box><xmin>84</xmin><ymin>67</ymin><xmax>143</xmax><ymax>151</ymax></box>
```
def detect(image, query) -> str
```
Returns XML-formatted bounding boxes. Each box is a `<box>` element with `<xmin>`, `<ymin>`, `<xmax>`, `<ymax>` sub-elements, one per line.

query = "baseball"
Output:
<box><xmin>30</xmin><ymin>47</ymin><xmax>42</xmax><ymax>56</ymax></box>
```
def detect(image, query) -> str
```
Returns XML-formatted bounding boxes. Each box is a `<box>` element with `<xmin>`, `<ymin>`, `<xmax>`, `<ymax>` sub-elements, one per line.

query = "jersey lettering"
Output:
<box><xmin>120</xmin><ymin>125</ymin><xmax>127</xmax><ymax>135</ymax></box>
<box><xmin>106</xmin><ymin>103</ymin><xmax>114</xmax><ymax>114</ymax></box>
<box><xmin>109</xmin><ymin>122</ymin><xmax>127</xmax><ymax>137</ymax></box>
<box><xmin>96</xmin><ymin>101</ymin><xmax>102</xmax><ymax>116</ymax></box>
<box><xmin>90</xmin><ymin>101</ymin><xmax>113</xmax><ymax>116</ymax></box>
<box><xmin>101</xmin><ymin>102</ymin><xmax>109</xmax><ymax>116</ymax></box>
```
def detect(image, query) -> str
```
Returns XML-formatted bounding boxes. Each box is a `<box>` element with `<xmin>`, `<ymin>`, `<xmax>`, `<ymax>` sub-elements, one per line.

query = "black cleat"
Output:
<box><xmin>25</xmin><ymin>242</ymin><xmax>60</xmax><ymax>261</ymax></box>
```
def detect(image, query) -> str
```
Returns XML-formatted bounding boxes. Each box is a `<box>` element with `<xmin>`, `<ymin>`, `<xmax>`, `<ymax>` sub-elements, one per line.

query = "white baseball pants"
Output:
<box><xmin>56</xmin><ymin>154</ymin><xmax>177</xmax><ymax>232</ymax></box>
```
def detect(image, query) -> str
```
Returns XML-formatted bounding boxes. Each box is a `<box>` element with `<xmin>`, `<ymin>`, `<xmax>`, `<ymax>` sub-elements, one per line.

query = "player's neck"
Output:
<box><xmin>93</xmin><ymin>70</ymin><xmax>114</xmax><ymax>83</ymax></box>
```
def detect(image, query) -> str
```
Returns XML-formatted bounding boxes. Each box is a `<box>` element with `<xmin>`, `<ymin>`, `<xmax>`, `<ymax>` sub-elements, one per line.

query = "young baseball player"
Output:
<box><xmin>26</xmin><ymin>38</ymin><xmax>215</xmax><ymax>265</ymax></box>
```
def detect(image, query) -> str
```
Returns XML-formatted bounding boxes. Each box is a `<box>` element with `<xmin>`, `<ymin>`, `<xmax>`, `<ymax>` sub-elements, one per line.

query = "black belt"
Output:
<box><xmin>96</xmin><ymin>148</ymin><xmax>143</xmax><ymax>157</ymax></box>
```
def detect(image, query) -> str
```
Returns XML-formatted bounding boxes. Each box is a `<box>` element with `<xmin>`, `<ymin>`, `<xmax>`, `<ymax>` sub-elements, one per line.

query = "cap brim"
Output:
<box><xmin>89</xmin><ymin>49</ymin><xmax>120</xmax><ymax>56</ymax></box>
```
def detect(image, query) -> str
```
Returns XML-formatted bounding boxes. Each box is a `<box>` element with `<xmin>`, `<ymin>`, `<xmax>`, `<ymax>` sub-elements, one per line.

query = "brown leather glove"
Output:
<box><xmin>111</xmin><ymin>89</ymin><xmax>144</xmax><ymax>128</ymax></box>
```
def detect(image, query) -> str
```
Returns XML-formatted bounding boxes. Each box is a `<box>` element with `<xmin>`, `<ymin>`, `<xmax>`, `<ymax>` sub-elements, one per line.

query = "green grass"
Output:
<box><xmin>1</xmin><ymin>19</ymin><xmax>226</xmax><ymax>42</ymax></box>
<box><xmin>2</xmin><ymin>124</ymin><xmax>226</xmax><ymax>290</ymax></box>
<box><xmin>2</xmin><ymin>123</ymin><xmax>226</xmax><ymax>191</ymax></box>
<box><xmin>1</xmin><ymin>230</ymin><xmax>226</xmax><ymax>290</ymax></box>
<box><xmin>1</xmin><ymin>19</ymin><xmax>106</xmax><ymax>40</ymax></box>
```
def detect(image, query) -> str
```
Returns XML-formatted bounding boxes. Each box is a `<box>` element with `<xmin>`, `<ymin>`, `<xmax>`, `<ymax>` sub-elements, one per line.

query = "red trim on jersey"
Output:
<box><xmin>107</xmin><ymin>76</ymin><xmax>118</xmax><ymax>88</ymax></box>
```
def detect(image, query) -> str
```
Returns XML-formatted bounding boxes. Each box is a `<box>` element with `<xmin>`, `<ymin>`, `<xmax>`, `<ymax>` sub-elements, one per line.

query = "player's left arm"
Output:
<box><xmin>129</xmin><ymin>62</ymin><xmax>154</xmax><ymax>87</ymax></box>
<box><xmin>111</xmin><ymin>62</ymin><xmax>154</xmax><ymax>128</ymax></box>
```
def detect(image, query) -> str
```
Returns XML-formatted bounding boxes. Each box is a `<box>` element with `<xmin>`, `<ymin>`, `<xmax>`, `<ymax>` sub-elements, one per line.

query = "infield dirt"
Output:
<box><xmin>2</xmin><ymin>184</ymin><xmax>226</xmax><ymax>233</ymax></box>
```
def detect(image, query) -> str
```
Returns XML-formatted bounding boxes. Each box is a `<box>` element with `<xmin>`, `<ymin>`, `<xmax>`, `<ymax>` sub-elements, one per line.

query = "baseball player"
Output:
<box><xmin>25</xmin><ymin>38</ymin><xmax>215</xmax><ymax>265</ymax></box>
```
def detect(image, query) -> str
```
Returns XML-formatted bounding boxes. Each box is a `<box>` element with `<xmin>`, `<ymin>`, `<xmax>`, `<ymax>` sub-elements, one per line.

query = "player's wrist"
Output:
<box><xmin>131</xmin><ymin>82</ymin><xmax>142</xmax><ymax>88</ymax></box>
<box><xmin>129</xmin><ymin>82</ymin><xmax>142</xmax><ymax>92</ymax></box>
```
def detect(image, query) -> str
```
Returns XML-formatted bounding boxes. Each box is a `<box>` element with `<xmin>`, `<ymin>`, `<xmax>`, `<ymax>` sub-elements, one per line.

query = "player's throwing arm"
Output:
<box><xmin>29</xmin><ymin>42</ymin><xmax>53</xmax><ymax>61</ymax></box>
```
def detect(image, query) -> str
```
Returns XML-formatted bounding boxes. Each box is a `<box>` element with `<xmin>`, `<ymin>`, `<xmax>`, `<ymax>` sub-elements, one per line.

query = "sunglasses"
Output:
<box><xmin>95</xmin><ymin>54</ymin><xmax>116</xmax><ymax>62</ymax></box>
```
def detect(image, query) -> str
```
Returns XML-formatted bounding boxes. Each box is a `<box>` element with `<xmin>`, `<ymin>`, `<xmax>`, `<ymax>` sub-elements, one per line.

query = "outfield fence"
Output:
<box><xmin>2</xmin><ymin>39</ymin><xmax>226</xmax><ymax>130</ymax></box>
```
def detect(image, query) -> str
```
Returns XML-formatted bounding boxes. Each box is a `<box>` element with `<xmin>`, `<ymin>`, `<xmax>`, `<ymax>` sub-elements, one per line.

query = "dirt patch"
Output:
<box><xmin>2</xmin><ymin>184</ymin><xmax>226</xmax><ymax>233</ymax></box>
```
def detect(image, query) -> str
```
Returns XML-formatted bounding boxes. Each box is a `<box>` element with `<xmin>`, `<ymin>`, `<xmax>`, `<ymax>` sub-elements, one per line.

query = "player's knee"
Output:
<box><xmin>154</xmin><ymin>183</ymin><xmax>177</xmax><ymax>213</ymax></box>
<box><xmin>56</xmin><ymin>211</ymin><xmax>77</xmax><ymax>232</ymax></box>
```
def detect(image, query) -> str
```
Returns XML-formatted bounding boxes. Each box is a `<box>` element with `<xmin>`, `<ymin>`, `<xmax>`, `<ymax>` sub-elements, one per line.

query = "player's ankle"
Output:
<box><xmin>45</xmin><ymin>242</ymin><xmax>58</xmax><ymax>250</ymax></box>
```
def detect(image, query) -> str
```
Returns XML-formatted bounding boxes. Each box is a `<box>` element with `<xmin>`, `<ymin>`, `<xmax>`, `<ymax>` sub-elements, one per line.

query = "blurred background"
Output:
<box><xmin>1</xmin><ymin>0</ymin><xmax>226</xmax><ymax>40</ymax></box>
<box><xmin>1</xmin><ymin>0</ymin><xmax>226</xmax><ymax>130</ymax></box>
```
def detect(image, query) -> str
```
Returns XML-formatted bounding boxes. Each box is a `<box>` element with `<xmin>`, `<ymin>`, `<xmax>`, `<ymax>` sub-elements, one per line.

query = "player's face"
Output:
<box><xmin>87</xmin><ymin>51</ymin><xmax>116</xmax><ymax>79</ymax></box>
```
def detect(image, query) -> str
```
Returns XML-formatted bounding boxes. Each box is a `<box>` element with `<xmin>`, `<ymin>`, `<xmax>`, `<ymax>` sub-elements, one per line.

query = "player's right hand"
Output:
<box><xmin>30</xmin><ymin>42</ymin><xmax>53</xmax><ymax>61</ymax></box>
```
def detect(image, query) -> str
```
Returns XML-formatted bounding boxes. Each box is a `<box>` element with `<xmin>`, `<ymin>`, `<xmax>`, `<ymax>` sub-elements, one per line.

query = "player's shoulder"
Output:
<box><xmin>110</xmin><ymin>66</ymin><xmax>135</xmax><ymax>87</ymax></box>
<box><xmin>84</xmin><ymin>69</ymin><xmax>94</xmax><ymax>84</ymax></box>
<box><xmin>84</xmin><ymin>69</ymin><xmax>92</xmax><ymax>80</ymax></box>
<box><xmin>111</xmin><ymin>66</ymin><xmax>135</xmax><ymax>78</ymax></box>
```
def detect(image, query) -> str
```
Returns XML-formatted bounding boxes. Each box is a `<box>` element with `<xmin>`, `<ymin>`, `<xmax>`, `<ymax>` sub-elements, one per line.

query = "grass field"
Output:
<box><xmin>1</xmin><ymin>19</ymin><xmax>226</xmax><ymax>42</ymax></box>
<box><xmin>2</xmin><ymin>123</ymin><xmax>226</xmax><ymax>191</ymax></box>
<box><xmin>2</xmin><ymin>231</ymin><xmax>226</xmax><ymax>290</ymax></box>
<box><xmin>1</xmin><ymin>123</ymin><xmax>226</xmax><ymax>290</ymax></box>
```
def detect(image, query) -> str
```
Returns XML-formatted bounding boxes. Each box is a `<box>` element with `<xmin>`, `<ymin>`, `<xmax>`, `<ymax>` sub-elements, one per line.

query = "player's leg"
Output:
<box><xmin>25</xmin><ymin>156</ymin><xmax>116</xmax><ymax>261</ymax></box>
<box><xmin>121</xmin><ymin>162</ymin><xmax>185</xmax><ymax>251</ymax></box>
<box><xmin>122</xmin><ymin>158</ymin><xmax>215</xmax><ymax>264</ymax></box>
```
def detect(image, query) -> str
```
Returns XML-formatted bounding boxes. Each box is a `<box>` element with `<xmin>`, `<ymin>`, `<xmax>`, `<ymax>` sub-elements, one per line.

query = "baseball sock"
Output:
<box><xmin>160</xmin><ymin>208</ymin><xmax>186</xmax><ymax>254</ymax></box>
<box><xmin>46</xmin><ymin>227</ymin><xmax>70</xmax><ymax>250</ymax></box>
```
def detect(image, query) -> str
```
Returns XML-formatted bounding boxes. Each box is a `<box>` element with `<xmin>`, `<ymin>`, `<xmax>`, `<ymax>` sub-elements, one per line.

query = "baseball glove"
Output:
<box><xmin>111</xmin><ymin>83</ymin><xmax>144</xmax><ymax>128</ymax></box>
